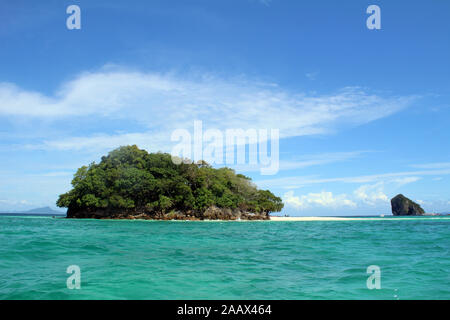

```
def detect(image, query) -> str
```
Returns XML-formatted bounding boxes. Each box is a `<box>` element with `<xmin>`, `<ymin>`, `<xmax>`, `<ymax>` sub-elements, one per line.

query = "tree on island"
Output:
<box><xmin>57</xmin><ymin>145</ymin><xmax>283</xmax><ymax>220</ymax></box>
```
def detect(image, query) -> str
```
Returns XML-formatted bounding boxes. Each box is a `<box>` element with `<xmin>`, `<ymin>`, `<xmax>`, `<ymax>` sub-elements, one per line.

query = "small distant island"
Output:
<box><xmin>24</xmin><ymin>207</ymin><xmax>65</xmax><ymax>215</ymax></box>
<box><xmin>57</xmin><ymin>146</ymin><xmax>283</xmax><ymax>220</ymax></box>
<box><xmin>0</xmin><ymin>206</ymin><xmax>65</xmax><ymax>216</ymax></box>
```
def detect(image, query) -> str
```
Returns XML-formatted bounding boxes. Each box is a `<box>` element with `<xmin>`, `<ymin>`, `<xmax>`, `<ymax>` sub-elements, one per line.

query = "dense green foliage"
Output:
<box><xmin>57</xmin><ymin>146</ymin><xmax>283</xmax><ymax>214</ymax></box>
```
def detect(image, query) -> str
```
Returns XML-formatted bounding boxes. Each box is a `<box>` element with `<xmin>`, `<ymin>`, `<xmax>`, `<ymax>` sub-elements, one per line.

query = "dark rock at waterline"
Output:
<box><xmin>66</xmin><ymin>205</ymin><xmax>270</xmax><ymax>221</ymax></box>
<box><xmin>391</xmin><ymin>194</ymin><xmax>425</xmax><ymax>216</ymax></box>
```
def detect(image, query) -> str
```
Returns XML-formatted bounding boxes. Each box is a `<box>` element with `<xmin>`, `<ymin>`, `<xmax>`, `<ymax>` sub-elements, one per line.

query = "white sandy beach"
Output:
<box><xmin>270</xmin><ymin>216</ymin><xmax>371</xmax><ymax>221</ymax></box>
<box><xmin>269</xmin><ymin>216</ymin><xmax>449</xmax><ymax>221</ymax></box>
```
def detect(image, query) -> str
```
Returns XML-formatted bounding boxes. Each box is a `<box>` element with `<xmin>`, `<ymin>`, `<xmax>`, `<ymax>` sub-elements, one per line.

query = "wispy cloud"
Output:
<box><xmin>390</xmin><ymin>176</ymin><xmax>421</xmax><ymax>186</ymax></box>
<box><xmin>257</xmin><ymin>169</ymin><xmax>447</xmax><ymax>189</ymax></box>
<box><xmin>278</xmin><ymin>151</ymin><xmax>367</xmax><ymax>170</ymax></box>
<box><xmin>1</xmin><ymin>68</ymin><xmax>416</xmax><ymax>153</ymax></box>
<box><xmin>25</xmin><ymin>132</ymin><xmax>168</xmax><ymax>153</ymax></box>
<box><xmin>410</xmin><ymin>162</ymin><xmax>450</xmax><ymax>169</ymax></box>
<box><xmin>0</xmin><ymin>199</ymin><xmax>30</xmax><ymax>206</ymax></box>
<box><xmin>228</xmin><ymin>151</ymin><xmax>367</xmax><ymax>173</ymax></box>
<box><xmin>305</xmin><ymin>71</ymin><xmax>319</xmax><ymax>80</ymax></box>
<box><xmin>257</xmin><ymin>0</ymin><xmax>272</xmax><ymax>6</ymax></box>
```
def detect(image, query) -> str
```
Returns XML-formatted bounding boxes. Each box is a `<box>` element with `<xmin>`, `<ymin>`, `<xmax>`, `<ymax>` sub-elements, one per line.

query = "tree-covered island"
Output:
<box><xmin>57</xmin><ymin>145</ymin><xmax>283</xmax><ymax>220</ymax></box>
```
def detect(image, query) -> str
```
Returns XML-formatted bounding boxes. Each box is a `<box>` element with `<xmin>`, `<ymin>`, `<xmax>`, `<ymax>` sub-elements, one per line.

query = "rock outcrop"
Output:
<box><xmin>391</xmin><ymin>194</ymin><xmax>425</xmax><ymax>216</ymax></box>
<box><xmin>66</xmin><ymin>205</ymin><xmax>269</xmax><ymax>220</ymax></box>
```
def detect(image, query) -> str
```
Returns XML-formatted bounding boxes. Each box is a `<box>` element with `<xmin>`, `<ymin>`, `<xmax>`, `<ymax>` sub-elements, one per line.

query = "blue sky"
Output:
<box><xmin>0</xmin><ymin>0</ymin><xmax>449</xmax><ymax>215</ymax></box>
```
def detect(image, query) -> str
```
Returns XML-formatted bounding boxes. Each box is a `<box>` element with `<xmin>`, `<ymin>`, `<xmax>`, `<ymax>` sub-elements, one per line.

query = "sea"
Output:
<box><xmin>0</xmin><ymin>214</ymin><xmax>448</xmax><ymax>300</ymax></box>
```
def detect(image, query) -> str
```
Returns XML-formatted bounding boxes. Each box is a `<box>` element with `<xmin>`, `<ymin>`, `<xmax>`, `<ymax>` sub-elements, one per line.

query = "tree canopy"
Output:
<box><xmin>57</xmin><ymin>145</ymin><xmax>283</xmax><ymax>217</ymax></box>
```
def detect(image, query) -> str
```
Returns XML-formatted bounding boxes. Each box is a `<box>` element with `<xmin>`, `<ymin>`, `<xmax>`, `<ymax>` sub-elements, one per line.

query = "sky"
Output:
<box><xmin>0</xmin><ymin>0</ymin><xmax>449</xmax><ymax>215</ymax></box>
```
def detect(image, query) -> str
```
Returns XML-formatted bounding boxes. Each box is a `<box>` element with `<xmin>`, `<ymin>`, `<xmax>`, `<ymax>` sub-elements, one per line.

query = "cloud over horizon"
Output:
<box><xmin>1</xmin><ymin>68</ymin><xmax>416</xmax><ymax>153</ymax></box>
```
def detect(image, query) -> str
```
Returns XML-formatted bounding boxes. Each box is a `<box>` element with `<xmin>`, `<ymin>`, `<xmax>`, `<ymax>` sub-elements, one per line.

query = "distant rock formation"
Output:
<box><xmin>391</xmin><ymin>194</ymin><xmax>425</xmax><ymax>216</ymax></box>
<box><xmin>24</xmin><ymin>207</ymin><xmax>65</xmax><ymax>215</ymax></box>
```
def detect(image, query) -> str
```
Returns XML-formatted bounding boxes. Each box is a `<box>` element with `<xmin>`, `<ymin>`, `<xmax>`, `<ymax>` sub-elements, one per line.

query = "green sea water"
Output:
<box><xmin>0</xmin><ymin>215</ymin><xmax>449</xmax><ymax>300</ymax></box>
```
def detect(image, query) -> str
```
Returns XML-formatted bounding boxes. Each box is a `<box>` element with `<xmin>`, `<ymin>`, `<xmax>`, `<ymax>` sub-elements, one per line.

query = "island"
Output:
<box><xmin>391</xmin><ymin>194</ymin><xmax>425</xmax><ymax>216</ymax></box>
<box><xmin>24</xmin><ymin>206</ymin><xmax>65</xmax><ymax>215</ymax></box>
<box><xmin>57</xmin><ymin>145</ymin><xmax>283</xmax><ymax>220</ymax></box>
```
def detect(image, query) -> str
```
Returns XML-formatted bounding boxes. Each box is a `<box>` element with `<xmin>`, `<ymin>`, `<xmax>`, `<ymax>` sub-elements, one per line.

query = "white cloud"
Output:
<box><xmin>282</xmin><ymin>175</ymin><xmax>422</xmax><ymax>211</ymax></box>
<box><xmin>283</xmin><ymin>190</ymin><xmax>356</xmax><ymax>209</ymax></box>
<box><xmin>354</xmin><ymin>182</ymin><xmax>388</xmax><ymax>205</ymax></box>
<box><xmin>0</xmin><ymin>69</ymin><xmax>415</xmax><ymax>152</ymax></box>
<box><xmin>353</xmin><ymin>177</ymin><xmax>420</xmax><ymax>205</ymax></box>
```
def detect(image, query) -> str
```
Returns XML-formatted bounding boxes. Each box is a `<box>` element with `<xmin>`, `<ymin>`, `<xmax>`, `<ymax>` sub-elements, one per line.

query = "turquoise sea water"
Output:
<box><xmin>0</xmin><ymin>215</ymin><xmax>449</xmax><ymax>300</ymax></box>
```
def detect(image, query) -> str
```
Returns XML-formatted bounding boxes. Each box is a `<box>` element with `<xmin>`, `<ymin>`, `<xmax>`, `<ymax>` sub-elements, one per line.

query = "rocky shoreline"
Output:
<box><xmin>66</xmin><ymin>205</ymin><xmax>270</xmax><ymax>221</ymax></box>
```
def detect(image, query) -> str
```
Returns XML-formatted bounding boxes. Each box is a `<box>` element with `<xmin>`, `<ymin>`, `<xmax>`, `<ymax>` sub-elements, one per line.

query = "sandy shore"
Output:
<box><xmin>269</xmin><ymin>216</ymin><xmax>449</xmax><ymax>221</ymax></box>
<box><xmin>269</xmin><ymin>216</ymin><xmax>368</xmax><ymax>221</ymax></box>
